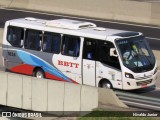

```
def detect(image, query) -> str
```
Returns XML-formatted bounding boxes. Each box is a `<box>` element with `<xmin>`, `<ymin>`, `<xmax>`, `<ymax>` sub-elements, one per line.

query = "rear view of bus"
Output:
<box><xmin>114</xmin><ymin>33</ymin><xmax>157</xmax><ymax>90</ymax></box>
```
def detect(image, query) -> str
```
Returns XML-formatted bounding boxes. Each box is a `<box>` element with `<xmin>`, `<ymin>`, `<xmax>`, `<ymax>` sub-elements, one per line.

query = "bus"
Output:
<box><xmin>2</xmin><ymin>17</ymin><xmax>157</xmax><ymax>90</ymax></box>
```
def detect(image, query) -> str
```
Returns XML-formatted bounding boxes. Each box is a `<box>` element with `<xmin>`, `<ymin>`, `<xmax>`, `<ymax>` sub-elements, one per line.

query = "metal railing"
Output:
<box><xmin>115</xmin><ymin>91</ymin><xmax>160</xmax><ymax>111</ymax></box>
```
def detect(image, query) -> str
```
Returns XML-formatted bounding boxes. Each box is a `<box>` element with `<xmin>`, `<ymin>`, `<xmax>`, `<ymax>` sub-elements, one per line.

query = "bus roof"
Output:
<box><xmin>7</xmin><ymin>17</ymin><xmax>140</xmax><ymax>40</ymax></box>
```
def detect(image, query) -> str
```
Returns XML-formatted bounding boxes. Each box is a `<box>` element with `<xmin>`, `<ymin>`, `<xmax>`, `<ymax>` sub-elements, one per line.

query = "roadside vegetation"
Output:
<box><xmin>78</xmin><ymin>110</ymin><xmax>158</xmax><ymax>120</ymax></box>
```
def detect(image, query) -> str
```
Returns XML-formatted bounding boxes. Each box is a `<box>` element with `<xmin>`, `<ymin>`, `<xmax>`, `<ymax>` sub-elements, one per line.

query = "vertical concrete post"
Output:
<box><xmin>31</xmin><ymin>78</ymin><xmax>47</xmax><ymax>111</ymax></box>
<box><xmin>7</xmin><ymin>73</ymin><xmax>23</xmax><ymax>108</ymax></box>
<box><xmin>22</xmin><ymin>75</ymin><xmax>32</xmax><ymax>110</ymax></box>
<box><xmin>47</xmin><ymin>80</ymin><xmax>65</xmax><ymax>116</ymax></box>
<box><xmin>63</xmin><ymin>82</ymin><xmax>81</xmax><ymax>115</ymax></box>
<box><xmin>0</xmin><ymin>72</ymin><xmax>8</xmax><ymax>105</ymax></box>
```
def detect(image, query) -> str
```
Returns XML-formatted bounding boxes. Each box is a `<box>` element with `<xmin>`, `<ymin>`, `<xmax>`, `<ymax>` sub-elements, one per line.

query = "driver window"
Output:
<box><xmin>98</xmin><ymin>41</ymin><xmax>121</xmax><ymax>70</ymax></box>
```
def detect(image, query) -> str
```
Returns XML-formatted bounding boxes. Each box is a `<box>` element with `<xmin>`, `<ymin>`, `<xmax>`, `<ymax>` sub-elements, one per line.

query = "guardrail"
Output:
<box><xmin>0</xmin><ymin>0</ymin><xmax>160</xmax><ymax>26</ymax></box>
<box><xmin>116</xmin><ymin>91</ymin><xmax>160</xmax><ymax>111</ymax></box>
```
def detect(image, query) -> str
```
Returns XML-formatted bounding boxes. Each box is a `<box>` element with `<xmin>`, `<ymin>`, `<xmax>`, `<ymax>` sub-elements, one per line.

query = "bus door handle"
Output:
<box><xmin>97</xmin><ymin>76</ymin><xmax>102</xmax><ymax>78</ymax></box>
<box><xmin>66</xmin><ymin>70</ymin><xmax>71</xmax><ymax>73</ymax></box>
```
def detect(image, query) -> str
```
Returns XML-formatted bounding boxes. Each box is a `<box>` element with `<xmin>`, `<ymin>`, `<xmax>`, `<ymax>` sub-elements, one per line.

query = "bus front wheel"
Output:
<box><xmin>102</xmin><ymin>81</ymin><xmax>113</xmax><ymax>89</ymax></box>
<box><xmin>34</xmin><ymin>68</ymin><xmax>45</xmax><ymax>79</ymax></box>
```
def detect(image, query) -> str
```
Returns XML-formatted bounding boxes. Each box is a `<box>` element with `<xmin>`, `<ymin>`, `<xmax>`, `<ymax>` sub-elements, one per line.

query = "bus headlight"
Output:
<box><xmin>125</xmin><ymin>72</ymin><xmax>134</xmax><ymax>79</ymax></box>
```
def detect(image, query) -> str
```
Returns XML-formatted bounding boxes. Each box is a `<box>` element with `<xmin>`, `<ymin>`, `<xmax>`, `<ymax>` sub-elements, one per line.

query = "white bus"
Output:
<box><xmin>2</xmin><ymin>17</ymin><xmax>157</xmax><ymax>90</ymax></box>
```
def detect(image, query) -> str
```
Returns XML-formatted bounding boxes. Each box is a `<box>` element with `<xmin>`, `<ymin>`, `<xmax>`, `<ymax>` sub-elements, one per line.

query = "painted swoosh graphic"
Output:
<box><xmin>16</xmin><ymin>50</ymin><xmax>72</xmax><ymax>82</ymax></box>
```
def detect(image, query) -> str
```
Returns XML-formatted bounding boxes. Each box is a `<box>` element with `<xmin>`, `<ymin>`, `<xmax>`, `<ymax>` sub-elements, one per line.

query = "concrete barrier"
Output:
<box><xmin>153</xmin><ymin>50</ymin><xmax>160</xmax><ymax>70</ymax></box>
<box><xmin>81</xmin><ymin>85</ymin><xmax>98</xmax><ymax>111</ymax></box>
<box><xmin>150</xmin><ymin>3</ymin><xmax>160</xmax><ymax>25</ymax></box>
<box><xmin>22</xmin><ymin>75</ymin><xmax>32</xmax><ymax>110</ymax></box>
<box><xmin>7</xmin><ymin>73</ymin><xmax>22</xmax><ymax>108</ymax></box>
<box><xmin>31</xmin><ymin>78</ymin><xmax>48</xmax><ymax>111</ymax></box>
<box><xmin>9</xmin><ymin>0</ymin><xmax>151</xmax><ymax>24</ymax></box>
<box><xmin>98</xmin><ymin>88</ymin><xmax>128</xmax><ymax>108</ymax></box>
<box><xmin>0</xmin><ymin>72</ymin><xmax>7</xmax><ymax>105</ymax></box>
<box><xmin>47</xmin><ymin>80</ymin><xmax>64</xmax><ymax>115</ymax></box>
<box><xmin>0</xmin><ymin>71</ymin><xmax>127</xmax><ymax>115</ymax></box>
<box><xmin>0</xmin><ymin>0</ymin><xmax>12</xmax><ymax>7</ymax></box>
<box><xmin>0</xmin><ymin>0</ymin><xmax>159</xmax><ymax>25</ymax></box>
<box><xmin>0</xmin><ymin>28</ymin><xmax>3</xmax><ymax>46</ymax></box>
<box><xmin>64</xmin><ymin>82</ymin><xmax>81</xmax><ymax>115</ymax></box>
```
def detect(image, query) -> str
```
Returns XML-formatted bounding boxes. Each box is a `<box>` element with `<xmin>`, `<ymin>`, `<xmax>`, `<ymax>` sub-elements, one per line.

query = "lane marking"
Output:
<box><xmin>1</xmin><ymin>7</ymin><xmax>160</xmax><ymax>29</ymax></box>
<box><xmin>123</xmin><ymin>100</ymin><xmax>160</xmax><ymax>110</ymax></box>
<box><xmin>156</xmin><ymin>87</ymin><xmax>160</xmax><ymax>90</ymax></box>
<box><xmin>146</xmin><ymin>37</ymin><xmax>160</xmax><ymax>41</ymax></box>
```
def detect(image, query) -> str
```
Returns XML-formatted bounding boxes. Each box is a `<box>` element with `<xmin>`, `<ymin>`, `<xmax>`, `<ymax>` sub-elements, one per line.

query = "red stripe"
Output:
<box><xmin>10</xmin><ymin>64</ymin><xmax>79</xmax><ymax>84</ymax></box>
<box><xmin>70</xmin><ymin>78</ymin><xmax>78</xmax><ymax>84</ymax></box>
<box><xmin>46</xmin><ymin>72</ymin><xmax>78</xmax><ymax>84</ymax></box>
<box><xmin>45</xmin><ymin>72</ymin><xmax>65</xmax><ymax>81</ymax></box>
<box><xmin>10</xmin><ymin>64</ymin><xmax>34</xmax><ymax>75</ymax></box>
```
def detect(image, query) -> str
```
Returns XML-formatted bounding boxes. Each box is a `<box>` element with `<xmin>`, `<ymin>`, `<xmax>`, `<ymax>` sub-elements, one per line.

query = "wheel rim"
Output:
<box><xmin>103</xmin><ymin>82</ymin><xmax>111</xmax><ymax>89</ymax></box>
<box><xmin>36</xmin><ymin>71</ymin><xmax>43</xmax><ymax>78</ymax></box>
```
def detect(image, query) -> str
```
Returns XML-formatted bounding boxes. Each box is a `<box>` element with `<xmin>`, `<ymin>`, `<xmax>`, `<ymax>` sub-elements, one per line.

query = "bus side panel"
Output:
<box><xmin>52</xmin><ymin>54</ymin><xmax>82</xmax><ymax>84</ymax></box>
<box><xmin>8</xmin><ymin>48</ymin><xmax>80</xmax><ymax>84</ymax></box>
<box><xmin>5</xmin><ymin>46</ymin><xmax>34</xmax><ymax>75</ymax></box>
<box><xmin>96</xmin><ymin>61</ymin><xmax>123</xmax><ymax>89</ymax></box>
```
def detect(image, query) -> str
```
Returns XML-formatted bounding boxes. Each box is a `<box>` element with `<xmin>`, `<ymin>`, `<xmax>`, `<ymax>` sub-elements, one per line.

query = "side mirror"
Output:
<box><xmin>110</xmin><ymin>48</ymin><xmax>118</xmax><ymax>57</ymax></box>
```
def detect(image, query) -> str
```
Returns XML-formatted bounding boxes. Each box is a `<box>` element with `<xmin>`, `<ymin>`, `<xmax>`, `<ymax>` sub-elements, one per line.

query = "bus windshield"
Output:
<box><xmin>116</xmin><ymin>36</ymin><xmax>155</xmax><ymax>73</ymax></box>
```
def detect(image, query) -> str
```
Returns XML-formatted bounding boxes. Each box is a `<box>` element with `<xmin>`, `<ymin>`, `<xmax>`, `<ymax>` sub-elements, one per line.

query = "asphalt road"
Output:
<box><xmin>0</xmin><ymin>8</ymin><xmax>160</xmax><ymax>112</ymax></box>
<box><xmin>0</xmin><ymin>8</ymin><xmax>160</xmax><ymax>50</ymax></box>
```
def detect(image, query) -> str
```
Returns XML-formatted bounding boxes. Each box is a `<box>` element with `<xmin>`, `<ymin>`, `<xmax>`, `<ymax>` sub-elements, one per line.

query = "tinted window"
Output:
<box><xmin>24</xmin><ymin>29</ymin><xmax>42</xmax><ymax>51</ymax></box>
<box><xmin>98</xmin><ymin>41</ymin><xmax>121</xmax><ymax>70</ymax></box>
<box><xmin>43</xmin><ymin>32</ymin><xmax>61</xmax><ymax>54</ymax></box>
<box><xmin>61</xmin><ymin>35</ymin><xmax>80</xmax><ymax>57</ymax></box>
<box><xmin>83</xmin><ymin>38</ymin><xmax>97</xmax><ymax>60</ymax></box>
<box><xmin>7</xmin><ymin>26</ymin><xmax>24</xmax><ymax>48</ymax></box>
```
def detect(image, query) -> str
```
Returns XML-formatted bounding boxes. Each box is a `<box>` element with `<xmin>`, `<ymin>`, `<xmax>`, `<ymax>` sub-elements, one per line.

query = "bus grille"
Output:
<box><xmin>136</xmin><ymin>79</ymin><xmax>152</xmax><ymax>86</ymax></box>
<box><xmin>135</xmin><ymin>75</ymin><xmax>152</xmax><ymax>80</ymax></box>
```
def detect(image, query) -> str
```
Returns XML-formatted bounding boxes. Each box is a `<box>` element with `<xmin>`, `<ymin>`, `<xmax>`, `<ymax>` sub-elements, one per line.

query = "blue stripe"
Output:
<box><xmin>16</xmin><ymin>50</ymin><xmax>72</xmax><ymax>82</ymax></box>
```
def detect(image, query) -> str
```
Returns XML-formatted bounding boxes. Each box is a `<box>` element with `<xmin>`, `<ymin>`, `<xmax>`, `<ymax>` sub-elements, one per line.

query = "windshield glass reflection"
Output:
<box><xmin>116</xmin><ymin>36</ymin><xmax>155</xmax><ymax>72</ymax></box>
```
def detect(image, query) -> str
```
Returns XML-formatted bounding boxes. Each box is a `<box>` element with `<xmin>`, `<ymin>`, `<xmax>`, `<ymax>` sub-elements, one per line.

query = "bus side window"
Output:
<box><xmin>24</xmin><ymin>29</ymin><xmax>42</xmax><ymax>51</ymax></box>
<box><xmin>61</xmin><ymin>35</ymin><xmax>80</xmax><ymax>57</ymax></box>
<box><xmin>83</xmin><ymin>38</ymin><xmax>97</xmax><ymax>60</ymax></box>
<box><xmin>43</xmin><ymin>32</ymin><xmax>61</xmax><ymax>54</ymax></box>
<box><xmin>7</xmin><ymin>26</ymin><xmax>24</xmax><ymax>48</ymax></box>
<box><xmin>98</xmin><ymin>41</ymin><xmax>121</xmax><ymax>70</ymax></box>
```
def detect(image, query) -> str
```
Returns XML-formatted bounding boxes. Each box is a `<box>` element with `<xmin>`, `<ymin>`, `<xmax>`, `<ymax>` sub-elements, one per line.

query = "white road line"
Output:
<box><xmin>156</xmin><ymin>87</ymin><xmax>160</xmax><ymax>90</ymax></box>
<box><xmin>1</xmin><ymin>7</ymin><xmax>160</xmax><ymax>29</ymax></box>
<box><xmin>146</xmin><ymin>37</ymin><xmax>160</xmax><ymax>41</ymax></box>
<box><xmin>123</xmin><ymin>100</ymin><xmax>160</xmax><ymax>110</ymax></box>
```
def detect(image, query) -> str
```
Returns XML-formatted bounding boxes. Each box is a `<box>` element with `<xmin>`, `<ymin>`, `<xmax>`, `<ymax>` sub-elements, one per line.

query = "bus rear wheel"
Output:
<box><xmin>102</xmin><ymin>81</ymin><xmax>113</xmax><ymax>89</ymax></box>
<box><xmin>34</xmin><ymin>68</ymin><xmax>45</xmax><ymax>79</ymax></box>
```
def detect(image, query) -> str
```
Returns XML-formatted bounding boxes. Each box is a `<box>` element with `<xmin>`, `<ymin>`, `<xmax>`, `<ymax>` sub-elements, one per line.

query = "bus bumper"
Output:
<box><xmin>122</xmin><ymin>72</ymin><xmax>157</xmax><ymax>90</ymax></box>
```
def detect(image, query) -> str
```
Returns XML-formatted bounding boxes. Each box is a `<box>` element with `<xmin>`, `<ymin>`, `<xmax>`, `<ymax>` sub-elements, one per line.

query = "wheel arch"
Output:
<box><xmin>33</xmin><ymin>66</ymin><xmax>46</xmax><ymax>78</ymax></box>
<box><xmin>98</xmin><ymin>78</ymin><xmax>113</xmax><ymax>88</ymax></box>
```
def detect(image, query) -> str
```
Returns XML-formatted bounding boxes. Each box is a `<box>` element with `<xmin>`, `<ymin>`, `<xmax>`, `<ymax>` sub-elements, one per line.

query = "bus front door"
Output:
<box><xmin>83</xmin><ymin>59</ymin><xmax>96</xmax><ymax>86</ymax></box>
<box><xmin>82</xmin><ymin>39</ymin><xmax>96</xmax><ymax>86</ymax></box>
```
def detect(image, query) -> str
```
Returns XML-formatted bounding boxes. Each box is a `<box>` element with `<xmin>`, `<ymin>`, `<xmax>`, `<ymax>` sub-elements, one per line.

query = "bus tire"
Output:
<box><xmin>34</xmin><ymin>68</ymin><xmax>45</xmax><ymax>79</ymax></box>
<box><xmin>102</xmin><ymin>80</ymin><xmax>113</xmax><ymax>89</ymax></box>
